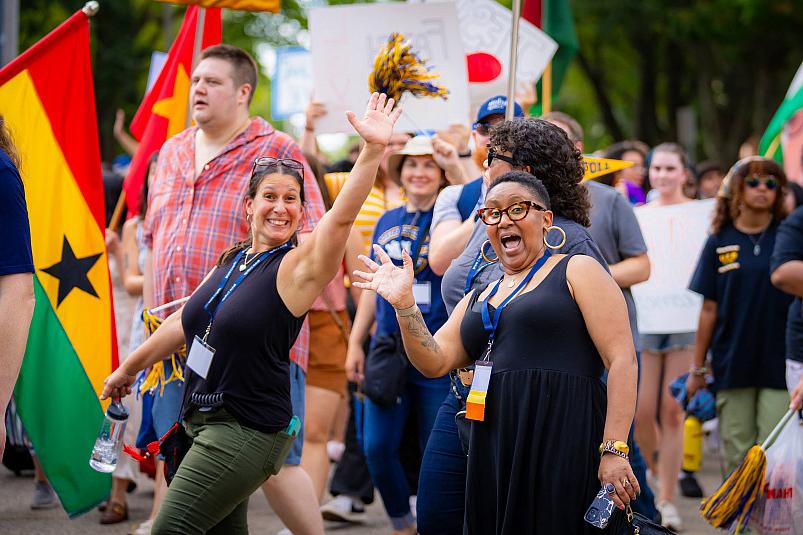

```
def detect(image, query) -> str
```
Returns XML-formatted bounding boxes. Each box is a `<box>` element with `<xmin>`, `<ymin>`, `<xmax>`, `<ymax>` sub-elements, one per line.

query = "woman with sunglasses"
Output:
<box><xmin>99</xmin><ymin>93</ymin><xmax>402</xmax><ymax>534</ymax></box>
<box><xmin>354</xmin><ymin>170</ymin><xmax>639</xmax><ymax>533</ymax></box>
<box><xmin>687</xmin><ymin>156</ymin><xmax>792</xmax><ymax>473</ymax></box>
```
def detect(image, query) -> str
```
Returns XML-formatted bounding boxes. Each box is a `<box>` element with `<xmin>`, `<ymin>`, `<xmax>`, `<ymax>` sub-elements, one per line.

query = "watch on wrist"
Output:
<box><xmin>599</xmin><ymin>439</ymin><xmax>629</xmax><ymax>460</ymax></box>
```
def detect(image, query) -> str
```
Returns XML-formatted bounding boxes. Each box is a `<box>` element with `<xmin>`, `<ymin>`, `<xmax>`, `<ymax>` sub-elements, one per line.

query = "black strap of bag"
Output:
<box><xmin>612</xmin><ymin>505</ymin><xmax>676</xmax><ymax>534</ymax></box>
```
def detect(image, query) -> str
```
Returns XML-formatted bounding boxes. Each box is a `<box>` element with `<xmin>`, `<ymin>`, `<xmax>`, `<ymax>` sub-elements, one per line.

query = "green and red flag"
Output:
<box><xmin>760</xmin><ymin>61</ymin><xmax>803</xmax><ymax>181</ymax></box>
<box><xmin>0</xmin><ymin>9</ymin><xmax>115</xmax><ymax>516</ymax></box>
<box><xmin>523</xmin><ymin>0</ymin><xmax>578</xmax><ymax>109</ymax></box>
<box><xmin>123</xmin><ymin>5</ymin><xmax>221</xmax><ymax>216</ymax></box>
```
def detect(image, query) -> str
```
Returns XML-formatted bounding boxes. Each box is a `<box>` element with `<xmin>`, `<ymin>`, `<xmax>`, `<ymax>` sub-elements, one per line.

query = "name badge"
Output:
<box><xmin>187</xmin><ymin>335</ymin><xmax>216</xmax><ymax>379</ymax></box>
<box><xmin>413</xmin><ymin>280</ymin><xmax>432</xmax><ymax>314</ymax></box>
<box><xmin>466</xmin><ymin>360</ymin><xmax>493</xmax><ymax>421</ymax></box>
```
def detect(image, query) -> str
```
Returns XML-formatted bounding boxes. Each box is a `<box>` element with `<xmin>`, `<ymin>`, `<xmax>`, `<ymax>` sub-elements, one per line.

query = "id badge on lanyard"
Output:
<box><xmin>412</xmin><ymin>280</ymin><xmax>431</xmax><ymax>314</ymax></box>
<box><xmin>187</xmin><ymin>335</ymin><xmax>216</xmax><ymax>379</ymax></box>
<box><xmin>466</xmin><ymin>250</ymin><xmax>552</xmax><ymax>422</ymax></box>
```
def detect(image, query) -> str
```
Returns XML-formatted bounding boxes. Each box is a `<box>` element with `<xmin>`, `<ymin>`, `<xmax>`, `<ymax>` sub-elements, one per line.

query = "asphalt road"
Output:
<box><xmin>0</xmin><ymin>447</ymin><xmax>725</xmax><ymax>534</ymax></box>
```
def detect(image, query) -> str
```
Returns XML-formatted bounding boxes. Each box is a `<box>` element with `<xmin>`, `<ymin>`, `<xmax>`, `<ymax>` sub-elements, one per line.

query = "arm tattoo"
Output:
<box><xmin>403</xmin><ymin>309</ymin><xmax>439</xmax><ymax>352</ymax></box>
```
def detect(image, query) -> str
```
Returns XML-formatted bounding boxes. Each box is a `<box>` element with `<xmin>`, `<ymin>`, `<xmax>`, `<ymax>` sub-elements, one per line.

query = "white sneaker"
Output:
<box><xmin>320</xmin><ymin>495</ymin><xmax>366</xmax><ymax>524</ymax></box>
<box><xmin>409</xmin><ymin>495</ymin><xmax>417</xmax><ymax>518</ymax></box>
<box><xmin>657</xmin><ymin>501</ymin><xmax>683</xmax><ymax>531</ymax></box>
<box><xmin>130</xmin><ymin>518</ymin><xmax>153</xmax><ymax>535</ymax></box>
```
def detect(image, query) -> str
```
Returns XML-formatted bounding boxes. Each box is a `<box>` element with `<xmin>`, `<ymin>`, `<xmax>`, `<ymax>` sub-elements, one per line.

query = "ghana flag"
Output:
<box><xmin>0</xmin><ymin>9</ymin><xmax>116</xmax><ymax>516</ymax></box>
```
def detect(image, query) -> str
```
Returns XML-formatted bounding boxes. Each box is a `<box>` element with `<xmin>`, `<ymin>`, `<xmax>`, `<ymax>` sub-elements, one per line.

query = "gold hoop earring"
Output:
<box><xmin>246</xmin><ymin>213</ymin><xmax>253</xmax><ymax>223</ymax></box>
<box><xmin>543</xmin><ymin>226</ymin><xmax>566</xmax><ymax>250</ymax></box>
<box><xmin>480</xmin><ymin>240</ymin><xmax>498</xmax><ymax>263</ymax></box>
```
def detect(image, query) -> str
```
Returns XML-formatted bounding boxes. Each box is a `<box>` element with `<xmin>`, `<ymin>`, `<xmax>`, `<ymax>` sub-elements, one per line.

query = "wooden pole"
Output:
<box><xmin>108</xmin><ymin>190</ymin><xmax>126</xmax><ymax>232</ymax></box>
<box><xmin>542</xmin><ymin>62</ymin><xmax>552</xmax><ymax>115</ymax></box>
<box><xmin>186</xmin><ymin>7</ymin><xmax>205</xmax><ymax>129</ymax></box>
<box><xmin>505</xmin><ymin>0</ymin><xmax>522</xmax><ymax>120</ymax></box>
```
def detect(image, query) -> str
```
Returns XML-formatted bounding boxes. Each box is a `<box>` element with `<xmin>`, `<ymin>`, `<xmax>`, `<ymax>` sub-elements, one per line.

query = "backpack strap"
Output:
<box><xmin>456</xmin><ymin>177</ymin><xmax>483</xmax><ymax>221</ymax></box>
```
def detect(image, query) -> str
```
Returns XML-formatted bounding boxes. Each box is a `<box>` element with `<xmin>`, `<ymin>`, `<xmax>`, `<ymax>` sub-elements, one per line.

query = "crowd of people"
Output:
<box><xmin>2</xmin><ymin>42</ymin><xmax>803</xmax><ymax>535</ymax></box>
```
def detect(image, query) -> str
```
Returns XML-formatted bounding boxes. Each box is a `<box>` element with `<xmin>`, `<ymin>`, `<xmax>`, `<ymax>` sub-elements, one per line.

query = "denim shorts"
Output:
<box><xmin>284</xmin><ymin>361</ymin><xmax>306</xmax><ymax>466</ymax></box>
<box><xmin>640</xmin><ymin>332</ymin><xmax>695</xmax><ymax>353</ymax></box>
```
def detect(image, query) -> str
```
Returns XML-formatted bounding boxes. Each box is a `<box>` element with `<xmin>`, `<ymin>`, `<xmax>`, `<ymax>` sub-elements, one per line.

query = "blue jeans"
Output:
<box><xmin>417</xmin><ymin>375</ymin><xmax>468</xmax><ymax>535</ymax></box>
<box><xmin>363</xmin><ymin>365</ymin><xmax>449</xmax><ymax>530</ymax></box>
<box><xmin>285</xmin><ymin>361</ymin><xmax>306</xmax><ymax>465</ymax></box>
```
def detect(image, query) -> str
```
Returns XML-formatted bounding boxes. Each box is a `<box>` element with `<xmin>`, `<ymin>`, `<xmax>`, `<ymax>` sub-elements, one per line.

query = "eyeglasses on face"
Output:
<box><xmin>473</xmin><ymin>119</ymin><xmax>503</xmax><ymax>137</ymax></box>
<box><xmin>252</xmin><ymin>157</ymin><xmax>305</xmax><ymax>179</ymax></box>
<box><xmin>745</xmin><ymin>175</ymin><xmax>778</xmax><ymax>190</ymax></box>
<box><xmin>487</xmin><ymin>147</ymin><xmax>517</xmax><ymax>168</ymax></box>
<box><xmin>477</xmin><ymin>200</ymin><xmax>546</xmax><ymax>225</ymax></box>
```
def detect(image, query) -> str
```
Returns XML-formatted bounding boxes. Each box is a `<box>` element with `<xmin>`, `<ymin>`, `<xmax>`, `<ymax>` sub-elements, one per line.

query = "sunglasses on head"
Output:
<box><xmin>745</xmin><ymin>175</ymin><xmax>777</xmax><ymax>190</ymax></box>
<box><xmin>252</xmin><ymin>157</ymin><xmax>305</xmax><ymax>179</ymax></box>
<box><xmin>477</xmin><ymin>200</ymin><xmax>546</xmax><ymax>225</ymax></box>
<box><xmin>487</xmin><ymin>147</ymin><xmax>517</xmax><ymax>168</ymax></box>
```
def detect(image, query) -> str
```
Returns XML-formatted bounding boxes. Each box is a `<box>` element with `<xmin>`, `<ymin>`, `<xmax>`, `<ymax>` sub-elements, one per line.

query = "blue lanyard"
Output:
<box><xmin>464</xmin><ymin>241</ymin><xmax>497</xmax><ymax>295</ymax></box>
<box><xmin>202</xmin><ymin>242</ymin><xmax>291</xmax><ymax>336</ymax></box>
<box><xmin>397</xmin><ymin>208</ymin><xmax>433</xmax><ymax>269</ymax></box>
<box><xmin>480</xmin><ymin>250</ymin><xmax>551</xmax><ymax>358</ymax></box>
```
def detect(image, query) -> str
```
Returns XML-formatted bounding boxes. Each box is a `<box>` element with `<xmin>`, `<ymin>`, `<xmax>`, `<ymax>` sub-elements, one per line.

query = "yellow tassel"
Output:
<box><xmin>368</xmin><ymin>32</ymin><xmax>448</xmax><ymax>103</ymax></box>
<box><xmin>139</xmin><ymin>308</ymin><xmax>187</xmax><ymax>396</ymax></box>
<box><xmin>700</xmin><ymin>445</ymin><xmax>766</xmax><ymax>533</ymax></box>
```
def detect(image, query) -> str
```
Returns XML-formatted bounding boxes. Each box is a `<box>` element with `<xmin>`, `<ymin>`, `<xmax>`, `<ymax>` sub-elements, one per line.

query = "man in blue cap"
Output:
<box><xmin>428</xmin><ymin>95</ymin><xmax>524</xmax><ymax>276</ymax></box>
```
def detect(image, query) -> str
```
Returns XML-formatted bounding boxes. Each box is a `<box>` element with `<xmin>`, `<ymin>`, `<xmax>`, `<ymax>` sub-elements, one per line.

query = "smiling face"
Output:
<box><xmin>399</xmin><ymin>155</ymin><xmax>442</xmax><ymax>200</ymax></box>
<box><xmin>649</xmin><ymin>151</ymin><xmax>688</xmax><ymax>197</ymax></box>
<box><xmin>483</xmin><ymin>182</ymin><xmax>553</xmax><ymax>273</ymax></box>
<box><xmin>244</xmin><ymin>173</ymin><xmax>303</xmax><ymax>249</ymax></box>
<box><xmin>190</xmin><ymin>57</ymin><xmax>250</xmax><ymax>129</ymax></box>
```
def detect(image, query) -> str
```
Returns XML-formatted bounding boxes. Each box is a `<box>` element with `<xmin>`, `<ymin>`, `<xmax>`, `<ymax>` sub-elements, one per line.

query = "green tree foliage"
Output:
<box><xmin>563</xmin><ymin>0</ymin><xmax>803</xmax><ymax>163</ymax></box>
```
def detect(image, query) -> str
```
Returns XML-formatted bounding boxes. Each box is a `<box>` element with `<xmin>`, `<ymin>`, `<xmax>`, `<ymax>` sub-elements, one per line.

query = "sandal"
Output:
<box><xmin>99</xmin><ymin>500</ymin><xmax>128</xmax><ymax>524</ymax></box>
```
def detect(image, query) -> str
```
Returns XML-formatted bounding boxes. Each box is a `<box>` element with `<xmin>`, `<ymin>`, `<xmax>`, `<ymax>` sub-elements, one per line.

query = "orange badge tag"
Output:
<box><xmin>465</xmin><ymin>361</ymin><xmax>493</xmax><ymax>421</ymax></box>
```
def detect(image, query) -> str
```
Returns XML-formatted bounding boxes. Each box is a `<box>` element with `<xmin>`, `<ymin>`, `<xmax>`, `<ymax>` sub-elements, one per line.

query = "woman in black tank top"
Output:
<box><xmin>353</xmin><ymin>171</ymin><xmax>640</xmax><ymax>533</ymax></box>
<box><xmin>100</xmin><ymin>94</ymin><xmax>403</xmax><ymax>534</ymax></box>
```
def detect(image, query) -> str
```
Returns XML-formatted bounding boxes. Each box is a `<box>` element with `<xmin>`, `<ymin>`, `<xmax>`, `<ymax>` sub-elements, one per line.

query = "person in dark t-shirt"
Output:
<box><xmin>771</xmin><ymin>204</ymin><xmax>803</xmax><ymax>407</ymax></box>
<box><xmin>688</xmin><ymin>156</ymin><xmax>792</xmax><ymax>473</ymax></box>
<box><xmin>101</xmin><ymin>94</ymin><xmax>403</xmax><ymax>534</ymax></box>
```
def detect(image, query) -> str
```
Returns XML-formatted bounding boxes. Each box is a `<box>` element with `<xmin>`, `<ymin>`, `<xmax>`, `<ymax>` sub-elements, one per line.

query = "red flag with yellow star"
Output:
<box><xmin>123</xmin><ymin>6</ymin><xmax>221</xmax><ymax>216</ymax></box>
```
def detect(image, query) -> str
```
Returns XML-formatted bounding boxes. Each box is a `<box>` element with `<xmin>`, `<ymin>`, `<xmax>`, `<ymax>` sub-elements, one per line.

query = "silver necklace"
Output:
<box><xmin>239</xmin><ymin>250</ymin><xmax>259</xmax><ymax>271</ymax></box>
<box><xmin>747</xmin><ymin>227</ymin><xmax>769</xmax><ymax>256</ymax></box>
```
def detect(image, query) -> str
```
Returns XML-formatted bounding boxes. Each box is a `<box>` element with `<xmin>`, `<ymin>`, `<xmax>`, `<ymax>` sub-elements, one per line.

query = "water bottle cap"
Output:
<box><xmin>106</xmin><ymin>400</ymin><xmax>129</xmax><ymax>421</ymax></box>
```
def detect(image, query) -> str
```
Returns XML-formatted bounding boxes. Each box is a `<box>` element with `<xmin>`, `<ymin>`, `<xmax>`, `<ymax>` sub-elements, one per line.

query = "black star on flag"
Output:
<box><xmin>41</xmin><ymin>236</ymin><xmax>103</xmax><ymax>306</ymax></box>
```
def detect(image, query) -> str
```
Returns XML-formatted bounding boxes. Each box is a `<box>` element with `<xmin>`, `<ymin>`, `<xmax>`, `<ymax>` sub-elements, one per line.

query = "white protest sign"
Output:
<box><xmin>631</xmin><ymin>199</ymin><xmax>716</xmax><ymax>334</ymax></box>
<box><xmin>271</xmin><ymin>47</ymin><xmax>313</xmax><ymax>120</ymax></box>
<box><xmin>309</xmin><ymin>2</ymin><xmax>470</xmax><ymax>134</ymax></box>
<box><xmin>451</xmin><ymin>0</ymin><xmax>557</xmax><ymax>113</ymax></box>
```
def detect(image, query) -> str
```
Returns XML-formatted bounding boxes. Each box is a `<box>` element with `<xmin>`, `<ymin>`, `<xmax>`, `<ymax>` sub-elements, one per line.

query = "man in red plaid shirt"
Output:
<box><xmin>143</xmin><ymin>44</ymin><xmax>325</xmax><ymax>534</ymax></box>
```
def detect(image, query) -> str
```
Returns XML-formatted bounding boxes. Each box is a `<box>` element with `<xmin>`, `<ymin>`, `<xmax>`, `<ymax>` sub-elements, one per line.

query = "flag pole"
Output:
<box><xmin>542</xmin><ymin>62</ymin><xmax>552</xmax><ymax>114</ymax></box>
<box><xmin>505</xmin><ymin>0</ymin><xmax>522</xmax><ymax>120</ymax></box>
<box><xmin>81</xmin><ymin>1</ymin><xmax>99</xmax><ymax>17</ymax></box>
<box><xmin>186</xmin><ymin>7</ymin><xmax>205</xmax><ymax>129</ymax></box>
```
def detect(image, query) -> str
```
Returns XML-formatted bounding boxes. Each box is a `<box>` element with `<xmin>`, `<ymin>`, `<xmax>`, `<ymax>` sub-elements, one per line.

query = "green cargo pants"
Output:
<box><xmin>151</xmin><ymin>407</ymin><xmax>295</xmax><ymax>534</ymax></box>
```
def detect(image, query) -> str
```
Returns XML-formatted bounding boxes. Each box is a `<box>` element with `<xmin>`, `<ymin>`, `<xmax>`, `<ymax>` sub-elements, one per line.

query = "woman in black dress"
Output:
<box><xmin>353</xmin><ymin>171</ymin><xmax>639</xmax><ymax>533</ymax></box>
<box><xmin>100</xmin><ymin>93</ymin><xmax>402</xmax><ymax>534</ymax></box>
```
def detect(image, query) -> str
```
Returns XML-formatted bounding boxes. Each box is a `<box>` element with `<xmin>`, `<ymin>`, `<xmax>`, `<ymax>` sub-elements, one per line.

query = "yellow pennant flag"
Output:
<box><xmin>155</xmin><ymin>0</ymin><xmax>280</xmax><ymax>12</ymax></box>
<box><xmin>582</xmin><ymin>156</ymin><xmax>634</xmax><ymax>182</ymax></box>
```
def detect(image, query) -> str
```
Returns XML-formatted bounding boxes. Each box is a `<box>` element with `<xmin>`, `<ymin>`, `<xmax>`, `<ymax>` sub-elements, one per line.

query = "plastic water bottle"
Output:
<box><xmin>89</xmin><ymin>399</ymin><xmax>129</xmax><ymax>473</ymax></box>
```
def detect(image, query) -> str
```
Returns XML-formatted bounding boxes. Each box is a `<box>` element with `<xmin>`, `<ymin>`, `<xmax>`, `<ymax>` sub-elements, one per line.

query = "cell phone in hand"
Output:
<box><xmin>584</xmin><ymin>486</ymin><xmax>616</xmax><ymax>529</ymax></box>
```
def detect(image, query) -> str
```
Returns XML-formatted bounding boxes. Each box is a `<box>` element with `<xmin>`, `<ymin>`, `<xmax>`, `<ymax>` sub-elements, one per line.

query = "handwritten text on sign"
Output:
<box><xmin>631</xmin><ymin>199</ymin><xmax>715</xmax><ymax>334</ymax></box>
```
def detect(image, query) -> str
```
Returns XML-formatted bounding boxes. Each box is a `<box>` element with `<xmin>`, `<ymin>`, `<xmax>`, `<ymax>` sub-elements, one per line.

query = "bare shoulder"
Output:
<box><xmin>566</xmin><ymin>254</ymin><xmax>611</xmax><ymax>291</ymax></box>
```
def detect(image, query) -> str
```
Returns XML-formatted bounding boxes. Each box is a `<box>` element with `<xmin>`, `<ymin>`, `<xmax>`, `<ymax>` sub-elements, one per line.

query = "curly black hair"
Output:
<box><xmin>489</xmin><ymin>118</ymin><xmax>590</xmax><ymax>226</ymax></box>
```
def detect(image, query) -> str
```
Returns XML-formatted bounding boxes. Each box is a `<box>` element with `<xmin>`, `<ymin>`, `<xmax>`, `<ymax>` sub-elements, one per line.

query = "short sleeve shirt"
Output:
<box><xmin>0</xmin><ymin>149</ymin><xmax>33</xmax><ymax>275</ymax></box>
<box><xmin>689</xmin><ymin>223</ymin><xmax>791</xmax><ymax>389</ymax></box>
<box><xmin>143</xmin><ymin>117</ymin><xmax>326</xmax><ymax>371</ymax></box>
<box><xmin>371</xmin><ymin>206</ymin><xmax>448</xmax><ymax>337</ymax></box>
<box><xmin>431</xmin><ymin>180</ymin><xmax>486</xmax><ymax>231</ymax></box>
<box><xmin>771</xmin><ymin>206</ymin><xmax>803</xmax><ymax>362</ymax></box>
<box><xmin>586</xmin><ymin>181</ymin><xmax>648</xmax><ymax>349</ymax></box>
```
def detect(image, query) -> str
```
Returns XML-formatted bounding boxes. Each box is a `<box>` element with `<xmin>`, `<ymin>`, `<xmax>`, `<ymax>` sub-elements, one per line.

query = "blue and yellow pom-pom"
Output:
<box><xmin>368</xmin><ymin>32</ymin><xmax>449</xmax><ymax>103</ymax></box>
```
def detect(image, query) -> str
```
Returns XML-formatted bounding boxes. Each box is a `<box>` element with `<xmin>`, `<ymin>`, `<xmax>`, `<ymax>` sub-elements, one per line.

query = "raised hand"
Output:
<box><xmin>346</xmin><ymin>93</ymin><xmax>403</xmax><ymax>148</ymax></box>
<box><xmin>352</xmin><ymin>245</ymin><xmax>415</xmax><ymax>310</ymax></box>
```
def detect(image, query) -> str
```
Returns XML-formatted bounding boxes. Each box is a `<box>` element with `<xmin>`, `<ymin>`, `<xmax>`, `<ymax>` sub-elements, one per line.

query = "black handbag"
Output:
<box><xmin>612</xmin><ymin>505</ymin><xmax>676</xmax><ymax>534</ymax></box>
<box><xmin>159</xmin><ymin>421</ymin><xmax>191</xmax><ymax>486</ymax></box>
<box><xmin>362</xmin><ymin>332</ymin><xmax>407</xmax><ymax>406</ymax></box>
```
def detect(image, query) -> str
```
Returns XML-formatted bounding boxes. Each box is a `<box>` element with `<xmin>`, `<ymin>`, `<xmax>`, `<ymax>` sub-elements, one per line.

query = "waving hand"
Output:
<box><xmin>352</xmin><ymin>245</ymin><xmax>416</xmax><ymax>310</ymax></box>
<box><xmin>346</xmin><ymin>93</ymin><xmax>402</xmax><ymax>148</ymax></box>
